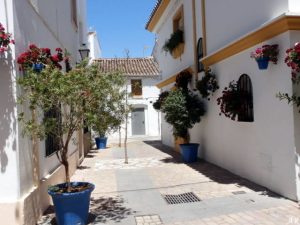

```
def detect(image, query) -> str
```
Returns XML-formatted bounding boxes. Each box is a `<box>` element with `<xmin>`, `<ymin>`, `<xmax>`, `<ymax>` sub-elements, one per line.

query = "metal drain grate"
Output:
<box><xmin>232</xmin><ymin>191</ymin><xmax>247</xmax><ymax>195</ymax></box>
<box><xmin>163</xmin><ymin>192</ymin><xmax>201</xmax><ymax>204</ymax></box>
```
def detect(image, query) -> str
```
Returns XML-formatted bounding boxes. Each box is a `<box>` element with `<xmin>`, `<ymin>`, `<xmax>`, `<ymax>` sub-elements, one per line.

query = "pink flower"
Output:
<box><xmin>55</xmin><ymin>48</ymin><xmax>62</xmax><ymax>52</ymax></box>
<box><xmin>255</xmin><ymin>48</ymin><xmax>262</xmax><ymax>54</ymax></box>
<box><xmin>0</xmin><ymin>47</ymin><xmax>5</xmax><ymax>53</ymax></box>
<box><xmin>29</xmin><ymin>44</ymin><xmax>38</xmax><ymax>50</ymax></box>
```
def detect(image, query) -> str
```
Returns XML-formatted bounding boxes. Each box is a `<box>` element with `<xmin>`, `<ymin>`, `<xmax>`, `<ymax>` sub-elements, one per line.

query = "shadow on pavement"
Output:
<box><xmin>143</xmin><ymin>140</ymin><xmax>281</xmax><ymax>199</ymax></box>
<box><xmin>88</xmin><ymin>195</ymin><xmax>135</xmax><ymax>224</ymax></box>
<box><xmin>37</xmin><ymin>196</ymin><xmax>135</xmax><ymax>225</ymax></box>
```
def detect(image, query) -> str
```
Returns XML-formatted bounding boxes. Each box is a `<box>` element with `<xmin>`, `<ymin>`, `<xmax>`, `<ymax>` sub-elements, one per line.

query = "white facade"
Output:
<box><xmin>88</xmin><ymin>31</ymin><xmax>102</xmax><ymax>59</ymax></box>
<box><xmin>110</xmin><ymin>77</ymin><xmax>161</xmax><ymax>139</ymax></box>
<box><xmin>149</xmin><ymin>0</ymin><xmax>300</xmax><ymax>201</ymax></box>
<box><xmin>0</xmin><ymin>1</ymin><xmax>88</xmax><ymax>224</ymax></box>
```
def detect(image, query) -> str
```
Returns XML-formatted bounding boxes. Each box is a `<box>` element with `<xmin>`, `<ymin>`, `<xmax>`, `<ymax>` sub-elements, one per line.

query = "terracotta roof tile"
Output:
<box><xmin>94</xmin><ymin>57</ymin><xmax>160</xmax><ymax>77</ymax></box>
<box><xmin>145</xmin><ymin>0</ymin><xmax>162</xmax><ymax>30</ymax></box>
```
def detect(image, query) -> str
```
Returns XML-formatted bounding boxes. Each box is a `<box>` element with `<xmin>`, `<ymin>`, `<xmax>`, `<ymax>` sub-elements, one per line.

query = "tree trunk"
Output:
<box><xmin>124</xmin><ymin>82</ymin><xmax>128</xmax><ymax>164</ymax></box>
<box><xmin>118</xmin><ymin>126</ymin><xmax>121</xmax><ymax>147</ymax></box>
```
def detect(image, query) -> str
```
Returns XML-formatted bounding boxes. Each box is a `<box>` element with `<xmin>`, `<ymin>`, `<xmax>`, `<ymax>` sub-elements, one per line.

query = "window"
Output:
<box><xmin>131</xmin><ymin>79</ymin><xmax>142</xmax><ymax>96</ymax></box>
<box><xmin>45</xmin><ymin>106</ymin><xmax>62</xmax><ymax>157</ymax></box>
<box><xmin>173</xmin><ymin>5</ymin><xmax>184</xmax><ymax>32</ymax></box>
<box><xmin>237</xmin><ymin>74</ymin><xmax>254</xmax><ymax>122</ymax></box>
<box><xmin>71</xmin><ymin>0</ymin><xmax>77</xmax><ymax>27</ymax></box>
<box><xmin>197</xmin><ymin>38</ymin><xmax>204</xmax><ymax>72</ymax></box>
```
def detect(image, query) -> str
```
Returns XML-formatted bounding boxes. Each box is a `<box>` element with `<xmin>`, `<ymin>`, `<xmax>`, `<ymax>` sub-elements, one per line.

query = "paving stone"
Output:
<box><xmin>37</xmin><ymin>138</ymin><xmax>300</xmax><ymax>225</ymax></box>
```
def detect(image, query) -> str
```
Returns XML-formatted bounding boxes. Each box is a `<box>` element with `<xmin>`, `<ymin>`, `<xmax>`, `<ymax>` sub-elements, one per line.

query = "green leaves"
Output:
<box><xmin>161</xmin><ymin>89</ymin><xmax>205</xmax><ymax>140</ymax></box>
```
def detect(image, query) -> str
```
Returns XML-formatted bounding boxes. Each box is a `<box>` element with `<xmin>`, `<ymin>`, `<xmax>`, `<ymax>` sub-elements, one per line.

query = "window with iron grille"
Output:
<box><xmin>45</xmin><ymin>107</ymin><xmax>62</xmax><ymax>157</ymax></box>
<box><xmin>131</xmin><ymin>79</ymin><xmax>142</xmax><ymax>96</ymax></box>
<box><xmin>197</xmin><ymin>38</ymin><xmax>204</xmax><ymax>73</ymax></box>
<box><xmin>237</xmin><ymin>74</ymin><xmax>254</xmax><ymax>122</ymax></box>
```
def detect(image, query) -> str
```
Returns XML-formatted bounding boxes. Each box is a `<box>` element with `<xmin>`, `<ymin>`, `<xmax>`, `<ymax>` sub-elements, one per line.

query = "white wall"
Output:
<box><xmin>110</xmin><ymin>77</ymin><xmax>161</xmax><ymax>139</ymax></box>
<box><xmin>199</xmin><ymin>32</ymin><xmax>298</xmax><ymax>200</ymax></box>
<box><xmin>88</xmin><ymin>32</ymin><xmax>102</xmax><ymax>59</ymax></box>
<box><xmin>12</xmin><ymin>0</ymin><xmax>87</xmax><ymax>198</ymax></box>
<box><xmin>153</xmin><ymin>0</ymin><xmax>300</xmax><ymax>201</ymax></box>
<box><xmin>205</xmin><ymin>0</ymin><xmax>289</xmax><ymax>54</ymax></box>
<box><xmin>155</xmin><ymin>0</ymin><xmax>195</xmax><ymax>80</ymax></box>
<box><xmin>289</xmin><ymin>0</ymin><xmax>300</xmax><ymax>12</ymax></box>
<box><xmin>0</xmin><ymin>0</ymin><xmax>20</xmax><ymax>202</ymax></box>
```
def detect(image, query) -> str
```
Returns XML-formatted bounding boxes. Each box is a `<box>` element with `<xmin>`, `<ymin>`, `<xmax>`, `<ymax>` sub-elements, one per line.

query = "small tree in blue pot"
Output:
<box><xmin>154</xmin><ymin>71</ymin><xmax>206</xmax><ymax>163</ymax></box>
<box><xmin>17</xmin><ymin>60</ymin><xmax>111</xmax><ymax>225</ymax></box>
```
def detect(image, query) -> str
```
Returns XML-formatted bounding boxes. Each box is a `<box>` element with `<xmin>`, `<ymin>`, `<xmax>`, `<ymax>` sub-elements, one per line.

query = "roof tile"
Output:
<box><xmin>94</xmin><ymin>57</ymin><xmax>160</xmax><ymax>77</ymax></box>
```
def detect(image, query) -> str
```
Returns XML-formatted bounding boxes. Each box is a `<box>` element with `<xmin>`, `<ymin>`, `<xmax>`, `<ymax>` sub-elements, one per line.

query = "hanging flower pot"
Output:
<box><xmin>33</xmin><ymin>63</ymin><xmax>44</xmax><ymax>72</ymax></box>
<box><xmin>250</xmin><ymin>44</ymin><xmax>279</xmax><ymax>70</ymax></box>
<box><xmin>256</xmin><ymin>57</ymin><xmax>269</xmax><ymax>70</ymax></box>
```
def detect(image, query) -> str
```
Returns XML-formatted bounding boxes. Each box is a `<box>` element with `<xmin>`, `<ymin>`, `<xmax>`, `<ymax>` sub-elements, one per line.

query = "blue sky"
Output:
<box><xmin>87</xmin><ymin>0</ymin><xmax>157</xmax><ymax>58</ymax></box>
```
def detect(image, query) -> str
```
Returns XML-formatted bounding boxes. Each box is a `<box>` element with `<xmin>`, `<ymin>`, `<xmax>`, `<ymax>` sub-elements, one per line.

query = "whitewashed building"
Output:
<box><xmin>95</xmin><ymin>57</ymin><xmax>161</xmax><ymax>139</ymax></box>
<box><xmin>88</xmin><ymin>31</ymin><xmax>102</xmax><ymax>59</ymax></box>
<box><xmin>147</xmin><ymin>0</ymin><xmax>300</xmax><ymax>201</ymax></box>
<box><xmin>0</xmin><ymin>1</ymin><xmax>88</xmax><ymax>224</ymax></box>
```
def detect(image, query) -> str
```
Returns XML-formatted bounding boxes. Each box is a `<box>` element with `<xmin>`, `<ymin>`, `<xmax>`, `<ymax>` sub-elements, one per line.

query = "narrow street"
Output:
<box><xmin>39</xmin><ymin>138</ymin><xmax>300</xmax><ymax>225</ymax></box>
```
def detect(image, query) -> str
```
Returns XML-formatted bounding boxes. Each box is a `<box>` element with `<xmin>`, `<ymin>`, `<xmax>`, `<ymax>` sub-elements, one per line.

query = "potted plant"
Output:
<box><xmin>161</xmin><ymin>88</ymin><xmax>206</xmax><ymax>162</ymax></box>
<box><xmin>17</xmin><ymin>44</ymin><xmax>64</xmax><ymax>72</ymax></box>
<box><xmin>87</xmin><ymin>72</ymin><xmax>126</xmax><ymax>150</ymax></box>
<box><xmin>196</xmin><ymin>68</ymin><xmax>219</xmax><ymax>100</ymax></box>
<box><xmin>163</xmin><ymin>29</ymin><xmax>184</xmax><ymax>59</ymax></box>
<box><xmin>0</xmin><ymin>22</ymin><xmax>14</xmax><ymax>53</ymax></box>
<box><xmin>153</xmin><ymin>71</ymin><xmax>205</xmax><ymax>162</ymax></box>
<box><xmin>17</xmin><ymin>55</ymin><xmax>105</xmax><ymax>224</ymax></box>
<box><xmin>250</xmin><ymin>44</ymin><xmax>279</xmax><ymax>70</ymax></box>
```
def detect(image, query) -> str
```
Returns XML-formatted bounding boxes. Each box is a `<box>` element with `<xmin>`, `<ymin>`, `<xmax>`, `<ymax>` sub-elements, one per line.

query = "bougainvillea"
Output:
<box><xmin>285</xmin><ymin>42</ymin><xmax>300</xmax><ymax>83</ymax></box>
<box><xmin>217</xmin><ymin>81</ymin><xmax>247</xmax><ymax>121</ymax></box>
<box><xmin>196</xmin><ymin>68</ymin><xmax>219</xmax><ymax>100</ymax></box>
<box><xmin>17</xmin><ymin>45</ymin><xmax>65</xmax><ymax>71</ymax></box>
<box><xmin>0</xmin><ymin>23</ymin><xmax>14</xmax><ymax>53</ymax></box>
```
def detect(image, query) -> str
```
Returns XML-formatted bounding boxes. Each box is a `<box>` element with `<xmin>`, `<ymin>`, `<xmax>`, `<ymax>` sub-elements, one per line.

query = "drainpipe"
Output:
<box><xmin>201</xmin><ymin>0</ymin><xmax>207</xmax><ymax>57</ymax></box>
<box><xmin>192</xmin><ymin>0</ymin><xmax>198</xmax><ymax>84</ymax></box>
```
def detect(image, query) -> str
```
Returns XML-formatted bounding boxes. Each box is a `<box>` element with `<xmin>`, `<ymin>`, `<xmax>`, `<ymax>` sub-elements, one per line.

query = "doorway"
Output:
<box><xmin>131</xmin><ymin>108</ymin><xmax>146</xmax><ymax>135</ymax></box>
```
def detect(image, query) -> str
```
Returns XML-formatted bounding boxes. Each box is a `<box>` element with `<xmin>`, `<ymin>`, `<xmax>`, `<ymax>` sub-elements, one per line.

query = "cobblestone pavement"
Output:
<box><xmin>38</xmin><ymin>138</ymin><xmax>300</xmax><ymax>225</ymax></box>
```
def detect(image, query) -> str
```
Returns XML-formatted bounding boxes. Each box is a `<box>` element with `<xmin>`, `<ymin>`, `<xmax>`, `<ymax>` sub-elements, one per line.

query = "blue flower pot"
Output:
<box><xmin>180</xmin><ymin>143</ymin><xmax>199</xmax><ymax>163</ymax></box>
<box><xmin>256</xmin><ymin>57</ymin><xmax>269</xmax><ymax>70</ymax></box>
<box><xmin>33</xmin><ymin>63</ymin><xmax>44</xmax><ymax>72</ymax></box>
<box><xmin>48</xmin><ymin>182</ymin><xmax>95</xmax><ymax>225</ymax></box>
<box><xmin>95</xmin><ymin>137</ymin><xmax>107</xmax><ymax>149</ymax></box>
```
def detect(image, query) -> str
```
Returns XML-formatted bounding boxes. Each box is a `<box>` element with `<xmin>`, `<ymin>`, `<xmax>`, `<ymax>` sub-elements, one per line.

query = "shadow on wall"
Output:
<box><xmin>0</xmin><ymin>51</ymin><xmax>16</xmax><ymax>173</ymax></box>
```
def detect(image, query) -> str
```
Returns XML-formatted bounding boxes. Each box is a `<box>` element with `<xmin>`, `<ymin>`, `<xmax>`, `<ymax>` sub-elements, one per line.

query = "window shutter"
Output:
<box><xmin>197</xmin><ymin>38</ymin><xmax>204</xmax><ymax>72</ymax></box>
<box><xmin>237</xmin><ymin>74</ymin><xmax>254</xmax><ymax>122</ymax></box>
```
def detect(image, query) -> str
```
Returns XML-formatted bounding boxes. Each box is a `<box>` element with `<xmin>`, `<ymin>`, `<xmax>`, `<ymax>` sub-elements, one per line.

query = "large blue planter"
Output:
<box><xmin>256</xmin><ymin>57</ymin><xmax>269</xmax><ymax>70</ymax></box>
<box><xmin>95</xmin><ymin>137</ymin><xmax>107</xmax><ymax>149</ymax></box>
<box><xmin>180</xmin><ymin>143</ymin><xmax>199</xmax><ymax>163</ymax></box>
<box><xmin>48</xmin><ymin>182</ymin><xmax>95</xmax><ymax>225</ymax></box>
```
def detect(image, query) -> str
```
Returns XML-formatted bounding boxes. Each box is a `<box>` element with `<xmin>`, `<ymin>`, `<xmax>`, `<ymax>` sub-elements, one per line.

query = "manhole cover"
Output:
<box><xmin>232</xmin><ymin>191</ymin><xmax>247</xmax><ymax>195</ymax></box>
<box><xmin>162</xmin><ymin>192</ymin><xmax>201</xmax><ymax>204</ymax></box>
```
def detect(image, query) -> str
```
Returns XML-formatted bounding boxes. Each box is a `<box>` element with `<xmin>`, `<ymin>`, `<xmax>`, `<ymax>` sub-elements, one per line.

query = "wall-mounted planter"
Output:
<box><xmin>256</xmin><ymin>57</ymin><xmax>269</xmax><ymax>70</ymax></box>
<box><xmin>172</xmin><ymin>43</ymin><xmax>185</xmax><ymax>59</ymax></box>
<box><xmin>33</xmin><ymin>63</ymin><xmax>44</xmax><ymax>72</ymax></box>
